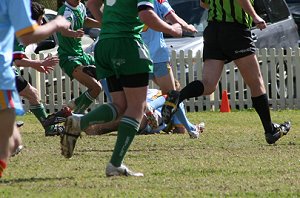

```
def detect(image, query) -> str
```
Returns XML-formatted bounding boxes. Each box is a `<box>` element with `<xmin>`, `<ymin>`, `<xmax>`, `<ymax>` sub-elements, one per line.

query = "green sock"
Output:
<box><xmin>74</xmin><ymin>91</ymin><xmax>94</xmax><ymax>114</ymax></box>
<box><xmin>110</xmin><ymin>116</ymin><xmax>140</xmax><ymax>167</ymax></box>
<box><xmin>80</xmin><ymin>103</ymin><xmax>118</xmax><ymax>130</ymax></box>
<box><xmin>74</xmin><ymin>92</ymin><xmax>86</xmax><ymax>106</ymax></box>
<box><xmin>30</xmin><ymin>103</ymin><xmax>53</xmax><ymax>132</ymax></box>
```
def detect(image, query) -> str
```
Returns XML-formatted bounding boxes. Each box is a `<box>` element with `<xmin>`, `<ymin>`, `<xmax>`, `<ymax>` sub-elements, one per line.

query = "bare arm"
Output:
<box><xmin>14</xmin><ymin>55</ymin><xmax>59</xmax><ymax>74</ymax></box>
<box><xmin>139</xmin><ymin>9</ymin><xmax>182</xmax><ymax>38</ymax></box>
<box><xmin>86</xmin><ymin>0</ymin><xmax>104</xmax><ymax>23</ymax></box>
<box><xmin>60</xmin><ymin>28</ymin><xmax>84</xmax><ymax>38</ymax></box>
<box><xmin>165</xmin><ymin>11</ymin><xmax>197</xmax><ymax>33</ymax></box>
<box><xmin>237</xmin><ymin>0</ymin><xmax>266</xmax><ymax>30</ymax></box>
<box><xmin>84</xmin><ymin>17</ymin><xmax>101</xmax><ymax>29</ymax></box>
<box><xmin>19</xmin><ymin>16</ymin><xmax>70</xmax><ymax>46</ymax></box>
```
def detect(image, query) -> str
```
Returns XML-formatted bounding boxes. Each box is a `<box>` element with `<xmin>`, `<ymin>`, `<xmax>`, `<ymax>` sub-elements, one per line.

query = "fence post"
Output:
<box><xmin>295</xmin><ymin>47</ymin><xmax>300</xmax><ymax>108</ymax></box>
<box><xmin>33</xmin><ymin>54</ymin><xmax>41</xmax><ymax>102</ymax></box>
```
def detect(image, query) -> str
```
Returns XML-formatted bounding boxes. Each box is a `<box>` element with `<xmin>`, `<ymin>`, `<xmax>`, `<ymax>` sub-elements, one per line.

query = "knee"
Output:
<box><xmin>113</xmin><ymin>102</ymin><xmax>127</xmax><ymax>116</ymax></box>
<box><xmin>94</xmin><ymin>81</ymin><xmax>102</xmax><ymax>94</ymax></box>
<box><xmin>202</xmin><ymin>80</ymin><xmax>216</xmax><ymax>95</ymax></box>
<box><xmin>20</xmin><ymin>85</ymin><xmax>39</xmax><ymax>104</ymax></box>
<box><xmin>88</xmin><ymin>81</ymin><xmax>102</xmax><ymax>97</ymax></box>
<box><xmin>204</xmin><ymin>87</ymin><xmax>215</xmax><ymax>95</ymax></box>
<box><xmin>29</xmin><ymin>86</ymin><xmax>39</xmax><ymax>100</ymax></box>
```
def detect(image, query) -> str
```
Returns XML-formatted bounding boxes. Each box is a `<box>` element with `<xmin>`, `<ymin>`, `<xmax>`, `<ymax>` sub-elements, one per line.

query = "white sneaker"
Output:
<box><xmin>197</xmin><ymin>122</ymin><xmax>205</xmax><ymax>133</ymax></box>
<box><xmin>188</xmin><ymin>122</ymin><xmax>205</xmax><ymax>139</ymax></box>
<box><xmin>105</xmin><ymin>163</ymin><xmax>144</xmax><ymax>177</ymax></box>
<box><xmin>61</xmin><ymin>115</ymin><xmax>82</xmax><ymax>158</ymax></box>
<box><xmin>188</xmin><ymin>130</ymin><xmax>199</xmax><ymax>139</ymax></box>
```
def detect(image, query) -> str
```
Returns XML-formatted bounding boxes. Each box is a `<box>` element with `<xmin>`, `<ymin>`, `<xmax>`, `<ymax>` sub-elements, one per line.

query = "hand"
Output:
<box><xmin>55</xmin><ymin>15</ymin><xmax>71</xmax><ymax>32</ymax></box>
<box><xmin>253</xmin><ymin>16</ymin><xmax>267</xmax><ymax>30</ymax></box>
<box><xmin>73</xmin><ymin>28</ymin><xmax>84</xmax><ymax>38</ymax></box>
<box><xmin>185</xmin><ymin>24</ymin><xmax>198</xmax><ymax>34</ymax></box>
<box><xmin>170</xmin><ymin>23</ymin><xmax>183</xmax><ymax>38</ymax></box>
<box><xmin>35</xmin><ymin>55</ymin><xmax>59</xmax><ymax>74</ymax></box>
<box><xmin>33</xmin><ymin>65</ymin><xmax>55</xmax><ymax>74</ymax></box>
<box><xmin>42</xmin><ymin>55</ymin><xmax>59</xmax><ymax>67</ymax></box>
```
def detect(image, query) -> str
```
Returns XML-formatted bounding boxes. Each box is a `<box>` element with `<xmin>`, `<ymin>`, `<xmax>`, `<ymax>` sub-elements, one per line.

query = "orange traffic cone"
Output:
<box><xmin>220</xmin><ymin>90</ymin><xmax>231</xmax><ymax>112</ymax></box>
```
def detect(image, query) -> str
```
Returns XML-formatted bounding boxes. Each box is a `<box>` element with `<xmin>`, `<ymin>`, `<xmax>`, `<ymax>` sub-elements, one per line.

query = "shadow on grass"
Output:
<box><xmin>0</xmin><ymin>176</ymin><xmax>74</xmax><ymax>184</ymax></box>
<box><xmin>77</xmin><ymin>147</ymin><xmax>187</xmax><ymax>154</ymax></box>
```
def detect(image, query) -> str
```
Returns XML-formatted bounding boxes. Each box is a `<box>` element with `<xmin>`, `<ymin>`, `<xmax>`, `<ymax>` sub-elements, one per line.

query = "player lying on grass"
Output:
<box><xmin>77</xmin><ymin>80</ymin><xmax>205</xmax><ymax>138</ymax></box>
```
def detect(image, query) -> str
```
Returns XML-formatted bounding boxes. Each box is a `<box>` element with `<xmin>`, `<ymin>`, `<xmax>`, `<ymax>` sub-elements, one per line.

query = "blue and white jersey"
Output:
<box><xmin>146</xmin><ymin>88</ymin><xmax>163</xmax><ymax>103</ymax></box>
<box><xmin>141</xmin><ymin>0</ymin><xmax>173</xmax><ymax>63</ymax></box>
<box><xmin>0</xmin><ymin>0</ymin><xmax>37</xmax><ymax>90</ymax></box>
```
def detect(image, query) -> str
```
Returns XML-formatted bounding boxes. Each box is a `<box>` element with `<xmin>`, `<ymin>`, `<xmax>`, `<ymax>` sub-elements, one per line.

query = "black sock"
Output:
<box><xmin>179</xmin><ymin>80</ymin><xmax>204</xmax><ymax>103</ymax></box>
<box><xmin>251</xmin><ymin>94</ymin><xmax>273</xmax><ymax>134</ymax></box>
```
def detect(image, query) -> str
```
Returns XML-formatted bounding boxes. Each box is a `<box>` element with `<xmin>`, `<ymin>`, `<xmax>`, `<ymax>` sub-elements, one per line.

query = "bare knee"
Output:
<box><xmin>125</xmin><ymin>101</ymin><xmax>146</xmax><ymax>121</ymax></box>
<box><xmin>202</xmin><ymin>80</ymin><xmax>217</xmax><ymax>95</ymax></box>
<box><xmin>113</xmin><ymin>102</ymin><xmax>127</xmax><ymax>116</ymax></box>
<box><xmin>88</xmin><ymin>81</ymin><xmax>102</xmax><ymax>98</ymax></box>
<box><xmin>19</xmin><ymin>84</ymin><xmax>39</xmax><ymax>105</ymax></box>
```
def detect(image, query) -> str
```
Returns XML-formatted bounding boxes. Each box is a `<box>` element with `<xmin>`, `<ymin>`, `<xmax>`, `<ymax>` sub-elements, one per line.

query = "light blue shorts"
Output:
<box><xmin>0</xmin><ymin>90</ymin><xmax>24</xmax><ymax>116</ymax></box>
<box><xmin>149</xmin><ymin>62</ymin><xmax>171</xmax><ymax>79</ymax></box>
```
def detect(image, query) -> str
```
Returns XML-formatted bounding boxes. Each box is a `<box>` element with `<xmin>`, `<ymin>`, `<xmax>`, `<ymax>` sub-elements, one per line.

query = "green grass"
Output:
<box><xmin>1</xmin><ymin>110</ymin><xmax>299</xmax><ymax>197</ymax></box>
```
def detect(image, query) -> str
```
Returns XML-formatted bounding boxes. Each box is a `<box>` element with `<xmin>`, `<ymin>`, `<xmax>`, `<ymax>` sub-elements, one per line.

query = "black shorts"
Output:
<box><xmin>107</xmin><ymin>73</ymin><xmax>149</xmax><ymax>92</ymax></box>
<box><xmin>203</xmin><ymin>21</ymin><xmax>256</xmax><ymax>63</ymax></box>
<box><xmin>15</xmin><ymin>75</ymin><xmax>28</xmax><ymax>92</ymax></box>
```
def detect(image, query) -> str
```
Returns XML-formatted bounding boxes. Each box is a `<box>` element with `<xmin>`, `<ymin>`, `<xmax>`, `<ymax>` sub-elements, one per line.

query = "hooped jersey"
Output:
<box><xmin>100</xmin><ymin>0</ymin><xmax>154</xmax><ymax>40</ymax></box>
<box><xmin>57</xmin><ymin>2</ymin><xmax>87</xmax><ymax>57</ymax></box>
<box><xmin>13</xmin><ymin>39</ymin><xmax>26</xmax><ymax>61</ymax></box>
<box><xmin>202</xmin><ymin>0</ymin><xmax>253</xmax><ymax>28</ymax></box>
<box><xmin>11</xmin><ymin>39</ymin><xmax>26</xmax><ymax>75</ymax></box>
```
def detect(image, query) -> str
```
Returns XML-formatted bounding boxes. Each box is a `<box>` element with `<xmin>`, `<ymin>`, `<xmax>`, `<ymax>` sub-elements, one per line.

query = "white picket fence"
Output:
<box><xmin>22</xmin><ymin>48</ymin><xmax>300</xmax><ymax>113</ymax></box>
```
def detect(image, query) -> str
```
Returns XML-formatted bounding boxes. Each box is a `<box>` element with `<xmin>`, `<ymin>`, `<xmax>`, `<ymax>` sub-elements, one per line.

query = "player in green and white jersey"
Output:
<box><xmin>56</xmin><ymin>0</ymin><xmax>102</xmax><ymax>114</ymax></box>
<box><xmin>12</xmin><ymin>2</ymin><xmax>64</xmax><ymax>137</ymax></box>
<box><xmin>13</xmin><ymin>36</ymin><xmax>64</xmax><ymax>137</ymax></box>
<box><xmin>61</xmin><ymin>0</ymin><xmax>183</xmax><ymax>177</ymax></box>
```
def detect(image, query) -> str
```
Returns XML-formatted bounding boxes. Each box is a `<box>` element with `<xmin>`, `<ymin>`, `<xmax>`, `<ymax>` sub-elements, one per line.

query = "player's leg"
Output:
<box><xmin>17</xmin><ymin>77</ymin><xmax>63</xmax><ymax>136</ymax></box>
<box><xmin>71</xmin><ymin>65</ymin><xmax>102</xmax><ymax>113</ymax></box>
<box><xmin>162</xmin><ymin>59</ymin><xmax>223</xmax><ymax>124</ymax></box>
<box><xmin>0</xmin><ymin>90</ymin><xmax>23</xmax><ymax>177</ymax></box>
<box><xmin>61</xmin><ymin>101</ymin><xmax>121</xmax><ymax>159</ymax></box>
<box><xmin>10</xmin><ymin>124</ymin><xmax>22</xmax><ymax>157</ymax></box>
<box><xmin>103</xmin><ymin>37</ymin><xmax>151</xmax><ymax>177</ymax></box>
<box><xmin>152</xmin><ymin>62</ymin><xmax>176</xmax><ymax>95</ymax></box>
<box><xmin>60</xmin><ymin>75</ymin><xmax>124</xmax><ymax>158</ymax></box>
<box><xmin>106</xmin><ymin>73</ymin><xmax>148</xmax><ymax>177</ymax></box>
<box><xmin>43</xmin><ymin>62</ymin><xmax>102</xmax><ymax>127</ymax></box>
<box><xmin>234</xmin><ymin>54</ymin><xmax>291</xmax><ymax>144</ymax></box>
<box><xmin>0</xmin><ymin>109</ymin><xmax>15</xmax><ymax>159</ymax></box>
<box><xmin>172</xmin><ymin>102</ymin><xmax>205</xmax><ymax>138</ymax></box>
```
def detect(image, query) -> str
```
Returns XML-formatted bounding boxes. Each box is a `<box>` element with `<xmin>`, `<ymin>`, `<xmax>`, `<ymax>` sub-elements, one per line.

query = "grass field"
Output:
<box><xmin>0</xmin><ymin>110</ymin><xmax>299</xmax><ymax>197</ymax></box>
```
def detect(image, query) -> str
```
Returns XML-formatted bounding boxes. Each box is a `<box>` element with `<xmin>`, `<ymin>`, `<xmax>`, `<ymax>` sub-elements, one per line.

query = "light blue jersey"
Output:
<box><xmin>141</xmin><ymin>0</ymin><xmax>173</xmax><ymax>63</ymax></box>
<box><xmin>145</xmin><ymin>89</ymin><xmax>198</xmax><ymax>134</ymax></box>
<box><xmin>0</xmin><ymin>0</ymin><xmax>37</xmax><ymax>90</ymax></box>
